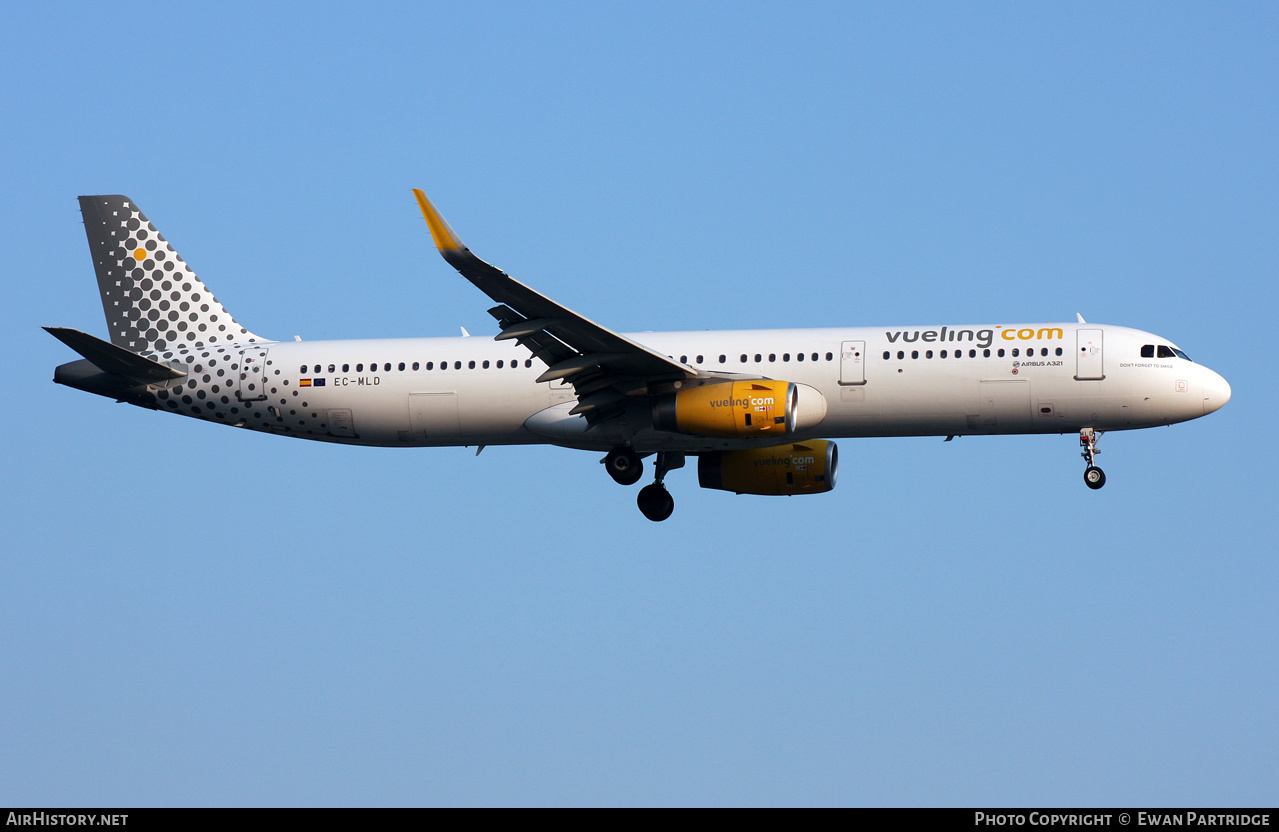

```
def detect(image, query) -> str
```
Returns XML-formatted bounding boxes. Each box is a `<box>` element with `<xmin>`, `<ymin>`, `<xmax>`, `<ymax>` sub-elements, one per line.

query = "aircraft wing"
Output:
<box><xmin>413</xmin><ymin>190</ymin><xmax>710</xmax><ymax>422</ymax></box>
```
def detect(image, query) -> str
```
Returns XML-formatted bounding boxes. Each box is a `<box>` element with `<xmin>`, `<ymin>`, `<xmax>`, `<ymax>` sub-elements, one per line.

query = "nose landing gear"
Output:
<box><xmin>637</xmin><ymin>451</ymin><xmax>684</xmax><ymax>522</ymax></box>
<box><xmin>1080</xmin><ymin>428</ymin><xmax>1106</xmax><ymax>490</ymax></box>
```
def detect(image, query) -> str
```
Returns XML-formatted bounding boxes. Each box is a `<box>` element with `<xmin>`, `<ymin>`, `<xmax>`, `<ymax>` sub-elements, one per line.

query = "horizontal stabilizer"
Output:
<box><xmin>44</xmin><ymin>327</ymin><xmax>186</xmax><ymax>381</ymax></box>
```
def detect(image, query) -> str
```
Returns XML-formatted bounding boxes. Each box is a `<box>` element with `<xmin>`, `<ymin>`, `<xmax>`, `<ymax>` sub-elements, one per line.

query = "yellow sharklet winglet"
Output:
<box><xmin>412</xmin><ymin>189</ymin><xmax>465</xmax><ymax>252</ymax></box>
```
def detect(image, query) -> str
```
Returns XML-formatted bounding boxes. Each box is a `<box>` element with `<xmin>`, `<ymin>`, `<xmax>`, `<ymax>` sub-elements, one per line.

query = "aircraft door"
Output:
<box><xmin>409</xmin><ymin>392</ymin><xmax>462</xmax><ymax>442</ymax></box>
<box><xmin>1075</xmin><ymin>329</ymin><xmax>1105</xmax><ymax>381</ymax></box>
<box><xmin>237</xmin><ymin>347</ymin><xmax>269</xmax><ymax>401</ymax></box>
<box><xmin>840</xmin><ymin>340</ymin><xmax>866</xmax><ymax>385</ymax></box>
<box><xmin>326</xmin><ymin>408</ymin><xmax>357</xmax><ymax>438</ymax></box>
<box><xmin>549</xmin><ymin>375</ymin><xmax>574</xmax><ymax>404</ymax></box>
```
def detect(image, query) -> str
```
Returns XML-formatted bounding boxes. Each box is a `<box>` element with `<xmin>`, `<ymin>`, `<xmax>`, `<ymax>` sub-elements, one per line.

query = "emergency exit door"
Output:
<box><xmin>840</xmin><ymin>341</ymin><xmax>865</xmax><ymax>385</ymax></box>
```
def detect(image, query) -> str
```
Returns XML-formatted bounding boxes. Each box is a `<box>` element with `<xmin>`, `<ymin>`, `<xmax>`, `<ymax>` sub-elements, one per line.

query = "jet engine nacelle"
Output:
<box><xmin>653</xmin><ymin>380</ymin><xmax>794</xmax><ymax>438</ymax></box>
<box><xmin>652</xmin><ymin>380</ymin><xmax>827</xmax><ymax>439</ymax></box>
<box><xmin>697</xmin><ymin>440</ymin><xmax>839</xmax><ymax>496</ymax></box>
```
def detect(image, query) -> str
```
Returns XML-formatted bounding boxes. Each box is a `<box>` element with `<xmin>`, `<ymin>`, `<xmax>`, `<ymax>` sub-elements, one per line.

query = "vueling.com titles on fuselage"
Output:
<box><xmin>883</xmin><ymin>327</ymin><xmax>1066</xmax><ymax>350</ymax></box>
<box><xmin>709</xmin><ymin>396</ymin><xmax>776</xmax><ymax>409</ymax></box>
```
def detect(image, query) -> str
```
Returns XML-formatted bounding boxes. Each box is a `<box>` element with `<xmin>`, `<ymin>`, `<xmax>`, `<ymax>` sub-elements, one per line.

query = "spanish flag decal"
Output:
<box><xmin>300</xmin><ymin>379</ymin><xmax>312</xmax><ymax>387</ymax></box>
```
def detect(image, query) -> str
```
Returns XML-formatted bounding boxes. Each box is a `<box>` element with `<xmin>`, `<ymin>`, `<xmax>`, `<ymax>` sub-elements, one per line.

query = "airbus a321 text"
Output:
<box><xmin>49</xmin><ymin>192</ymin><xmax>1231</xmax><ymax>520</ymax></box>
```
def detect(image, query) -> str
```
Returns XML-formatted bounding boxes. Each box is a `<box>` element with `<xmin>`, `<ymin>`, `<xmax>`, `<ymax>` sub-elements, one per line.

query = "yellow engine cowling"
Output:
<box><xmin>698</xmin><ymin>440</ymin><xmax>838</xmax><ymax>496</ymax></box>
<box><xmin>652</xmin><ymin>380</ymin><xmax>796</xmax><ymax>438</ymax></box>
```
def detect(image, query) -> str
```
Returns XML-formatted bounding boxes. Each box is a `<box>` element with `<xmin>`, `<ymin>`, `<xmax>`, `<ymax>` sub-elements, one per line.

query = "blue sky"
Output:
<box><xmin>3</xmin><ymin>1</ymin><xmax>1276</xmax><ymax>806</ymax></box>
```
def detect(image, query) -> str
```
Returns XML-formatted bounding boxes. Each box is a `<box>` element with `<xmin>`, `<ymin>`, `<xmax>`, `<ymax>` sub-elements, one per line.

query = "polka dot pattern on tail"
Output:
<box><xmin>78</xmin><ymin>195</ymin><xmax>262</xmax><ymax>356</ymax></box>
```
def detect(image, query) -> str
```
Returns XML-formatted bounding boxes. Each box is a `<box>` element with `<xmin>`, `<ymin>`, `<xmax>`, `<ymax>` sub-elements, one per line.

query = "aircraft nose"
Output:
<box><xmin>1202</xmin><ymin>369</ymin><xmax>1231</xmax><ymax>415</ymax></box>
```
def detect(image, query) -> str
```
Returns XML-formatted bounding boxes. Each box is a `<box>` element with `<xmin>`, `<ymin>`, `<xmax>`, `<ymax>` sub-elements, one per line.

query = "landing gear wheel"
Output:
<box><xmin>637</xmin><ymin>483</ymin><xmax>675</xmax><ymax>522</ymax></box>
<box><xmin>604</xmin><ymin>447</ymin><xmax>643</xmax><ymax>486</ymax></box>
<box><xmin>1079</xmin><ymin>429</ymin><xmax>1106</xmax><ymax>490</ymax></box>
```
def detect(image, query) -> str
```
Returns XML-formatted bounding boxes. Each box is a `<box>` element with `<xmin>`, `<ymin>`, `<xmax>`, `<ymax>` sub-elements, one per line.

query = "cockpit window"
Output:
<box><xmin>1147</xmin><ymin>343</ymin><xmax>1193</xmax><ymax>361</ymax></box>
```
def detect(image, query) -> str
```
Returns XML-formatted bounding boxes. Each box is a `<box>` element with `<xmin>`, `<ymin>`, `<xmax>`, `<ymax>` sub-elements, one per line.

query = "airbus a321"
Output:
<box><xmin>48</xmin><ymin>192</ymin><xmax>1231</xmax><ymax>520</ymax></box>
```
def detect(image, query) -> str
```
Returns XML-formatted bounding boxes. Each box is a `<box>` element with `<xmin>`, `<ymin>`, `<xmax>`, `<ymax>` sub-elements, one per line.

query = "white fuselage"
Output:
<box><xmin>149</xmin><ymin>322</ymin><xmax>1230</xmax><ymax>453</ymax></box>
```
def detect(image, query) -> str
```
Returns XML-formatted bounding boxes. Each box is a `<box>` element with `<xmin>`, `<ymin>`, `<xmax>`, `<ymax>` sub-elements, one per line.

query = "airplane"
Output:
<box><xmin>48</xmin><ymin>192</ymin><xmax>1232</xmax><ymax>521</ymax></box>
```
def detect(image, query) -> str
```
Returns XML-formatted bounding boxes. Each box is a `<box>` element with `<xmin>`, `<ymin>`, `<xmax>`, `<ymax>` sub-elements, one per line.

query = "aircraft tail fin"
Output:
<box><xmin>78</xmin><ymin>195</ymin><xmax>262</xmax><ymax>354</ymax></box>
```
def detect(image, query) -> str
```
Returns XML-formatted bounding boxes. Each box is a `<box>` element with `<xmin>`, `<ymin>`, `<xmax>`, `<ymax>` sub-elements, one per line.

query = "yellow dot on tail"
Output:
<box><xmin>133</xmin><ymin>248</ymin><xmax>146</xmax><ymax>261</ymax></box>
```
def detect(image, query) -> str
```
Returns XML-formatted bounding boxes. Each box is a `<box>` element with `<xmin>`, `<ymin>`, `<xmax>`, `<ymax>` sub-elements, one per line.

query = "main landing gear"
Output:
<box><xmin>605</xmin><ymin>446</ymin><xmax>683</xmax><ymax>521</ymax></box>
<box><xmin>637</xmin><ymin>451</ymin><xmax>684</xmax><ymax>522</ymax></box>
<box><xmin>1080</xmin><ymin>428</ymin><xmax>1106</xmax><ymax>490</ymax></box>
